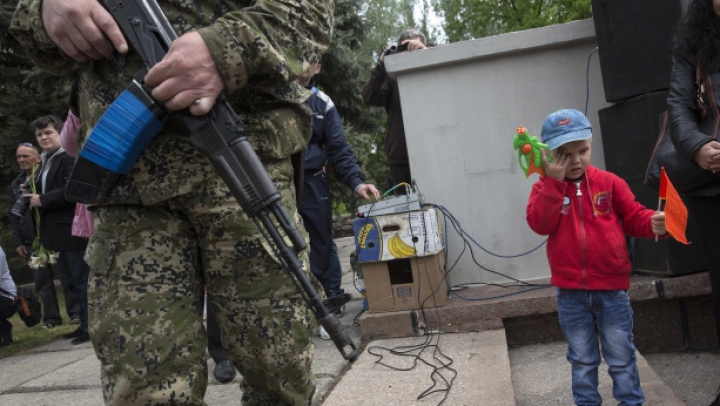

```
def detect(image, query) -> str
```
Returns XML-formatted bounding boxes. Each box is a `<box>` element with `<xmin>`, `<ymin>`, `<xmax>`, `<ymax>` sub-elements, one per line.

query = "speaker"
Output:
<box><xmin>599</xmin><ymin>91</ymin><xmax>668</xmax><ymax>182</ymax></box>
<box><xmin>598</xmin><ymin>91</ymin><xmax>707</xmax><ymax>276</ymax></box>
<box><xmin>591</xmin><ymin>0</ymin><xmax>682</xmax><ymax>102</ymax></box>
<box><xmin>627</xmin><ymin>180</ymin><xmax>707</xmax><ymax>277</ymax></box>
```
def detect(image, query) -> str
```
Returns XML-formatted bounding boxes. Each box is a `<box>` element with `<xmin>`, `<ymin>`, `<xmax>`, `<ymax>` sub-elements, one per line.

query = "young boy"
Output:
<box><xmin>526</xmin><ymin>109</ymin><xmax>667</xmax><ymax>406</ymax></box>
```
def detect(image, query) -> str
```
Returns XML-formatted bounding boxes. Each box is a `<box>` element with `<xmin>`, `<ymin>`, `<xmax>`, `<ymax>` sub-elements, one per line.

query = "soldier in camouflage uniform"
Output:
<box><xmin>11</xmin><ymin>0</ymin><xmax>334</xmax><ymax>405</ymax></box>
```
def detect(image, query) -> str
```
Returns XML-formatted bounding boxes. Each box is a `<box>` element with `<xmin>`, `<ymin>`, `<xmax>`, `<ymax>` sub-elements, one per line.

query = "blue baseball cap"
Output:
<box><xmin>540</xmin><ymin>109</ymin><xmax>592</xmax><ymax>150</ymax></box>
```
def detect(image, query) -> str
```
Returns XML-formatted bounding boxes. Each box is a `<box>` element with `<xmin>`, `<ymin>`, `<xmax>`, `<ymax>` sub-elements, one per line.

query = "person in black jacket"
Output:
<box><xmin>668</xmin><ymin>2</ymin><xmax>720</xmax><ymax>404</ymax></box>
<box><xmin>24</xmin><ymin>115</ymin><xmax>90</xmax><ymax>345</ymax></box>
<box><xmin>8</xmin><ymin>142</ymin><xmax>80</xmax><ymax>329</ymax></box>
<box><xmin>362</xmin><ymin>28</ymin><xmax>427</xmax><ymax>190</ymax></box>
<box><xmin>295</xmin><ymin>60</ymin><xmax>380</xmax><ymax>338</ymax></box>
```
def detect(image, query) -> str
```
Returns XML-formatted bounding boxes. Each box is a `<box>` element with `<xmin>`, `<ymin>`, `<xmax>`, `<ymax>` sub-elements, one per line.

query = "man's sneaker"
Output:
<box><xmin>317</xmin><ymin>326</ymin><xmax>331</xmax><ymax>340</ymax></box>
<box><xmin>70</xmin><ymin>330</ymin><xmax>91</xmax><ymax>345</ymax></box>
<box><xmin>62</xmin><ymin>327</ymin><xmax>85</xmax><ymax>340</ymax></box>
<box><xmin>71</xmin><ymin>317</ymin><xmax>81</xmax><ymax>325</ymax></box>
<box><xmin>42</xmin><ymin>320</ymin><xmax>61</xmax><ymax>330</ymax></box>
<box><xmin>709</xmin><ymin>385</ymin><xmax>720</xmax><ymax>406</ymax></box>
<box><xmin>333</xmin><ymin>304</ymin><xmax>345</xmax><ymax>318</ymax></box>
<box><xmin>213</xmin><ymin>360</ymin><xmax>237</xmax><ymax>383</ymax></box>
<box><xmin>0</xmin><ymin>334</ymin><xmax>12</xmax><ymax>347</ymax></box>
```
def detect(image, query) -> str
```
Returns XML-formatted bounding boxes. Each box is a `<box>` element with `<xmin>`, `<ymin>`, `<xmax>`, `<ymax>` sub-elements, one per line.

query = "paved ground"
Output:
<box><xmin>1</xmin><ymin>236</ymin><xmax>717</xmax><ymax>406</ymax></box>
<box><xmin>323</xmin><ymin>329</ymin><xmax>516</xmax><ymax>406</ymax></box>
<box><xmin>644</xmin><ymin>350</ymin><xmax>720</xmax><ymax>406</ymax></box>
<box><xmin>0</xmin><ymin>237</ymin><xmax>363</xmax><ymax>406</ymax></box>
<box><xmin>508</xmin><ymin>342</ymin><xmax>684</xmax><ymax>406</ymax></box>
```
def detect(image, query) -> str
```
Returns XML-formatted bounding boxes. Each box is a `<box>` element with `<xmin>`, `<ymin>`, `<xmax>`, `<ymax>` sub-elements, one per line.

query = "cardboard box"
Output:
<box><xmin>353</xmin><ymin>206</ymin><xmax>443</xmax><ymax>263</ymax></box>
<box><xmin>363</xmin><ymin>249</ymin><xmax>448</xmax><ymax>313</ymax></box>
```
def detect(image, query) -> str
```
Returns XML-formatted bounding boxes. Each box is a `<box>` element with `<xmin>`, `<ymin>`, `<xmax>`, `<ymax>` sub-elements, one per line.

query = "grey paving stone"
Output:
<box><xmin>20</xmin><ymin>353</ymin><xmax>101</xmax><ymax>389</ymax></box>
<box><xmin>0</xmin><ymin>389</ymin><xmax>104</xmax><ymax>406</ymax></box>
<box><xmin>323</xmin><ymin>329</ymin><xmax>515</xmax><ymax>406</ymax></box>
<box><xmin>0</xmin><ymin>348</ymin><xmax>96</xmax><ymax>392</ymax></box>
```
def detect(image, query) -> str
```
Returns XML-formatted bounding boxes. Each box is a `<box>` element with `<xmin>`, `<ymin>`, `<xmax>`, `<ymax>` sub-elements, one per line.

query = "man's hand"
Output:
<box><xmin>651</xmin><ymin>211</ymin><xmax>667</xmax><ymax>236</ymax></box>
<box><xmin>16</xmin><ymin>246</ymin><xmax>28</xmax><ymax>258</ymax></box>
<box><xmin>692</xmin><ymin>141</ymin><xmax>720</xmax><ymax>172</ymax></box>
<box><xmin>401</xmin><ymin>38</ymin><xmax>427</xmax><ymax>52</ymax></box>
<box><xmin>379</xmin><ymin>39</ymin><xmax>427</xmax><ymax>62</ymax></box>
<box><xmin>41</xmin><ymin>0</ymin><xmax>127</xmax><ymax>61</ymax></box>
<box><xmin>25</xmin><ymin>194</ymin><xmax>42</xmax><ymax>208</ymax></box>
<box><xmin>356</xmin><ymin>184</ymin><xmax>380</xmax><ymax>202</ymax></box>
<box><xmin>541</xmin><ymin>149</ymin><xmax>568</xmax><ymax>182</ymax></box>
<box><xmin>144</xmin><ymin>32</ymin><xmax>224</xmax><ymax>116</ymax></box>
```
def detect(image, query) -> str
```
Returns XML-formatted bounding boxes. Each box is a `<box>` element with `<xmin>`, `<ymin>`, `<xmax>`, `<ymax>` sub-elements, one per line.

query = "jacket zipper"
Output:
<box><xmin>575</xmin><ymin>182</ymin><xmax>587</xmax><ymax>289</ymax></box>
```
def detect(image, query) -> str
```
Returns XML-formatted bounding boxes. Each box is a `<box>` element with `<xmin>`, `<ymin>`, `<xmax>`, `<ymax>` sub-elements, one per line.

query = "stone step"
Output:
<box><xmin>321</xmin><ymin>329</ymin><xmax>516</xmax><ymax>406</ymax></box>
<box><xmin>509</xmin><ymin>342</ymin><xmax>685</xmax><ymax>406</ymax></box>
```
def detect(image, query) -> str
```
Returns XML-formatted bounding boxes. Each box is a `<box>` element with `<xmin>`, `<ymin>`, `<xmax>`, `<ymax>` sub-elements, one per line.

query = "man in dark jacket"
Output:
<box><xmin>25</xmin><ymin>115</ymin><xmax>90</xmax><ymax>344</ymax></box>
<box><xmin>295</xmin><ymin>60</ymin><xmax>379</xmax><ymax>338</ymax></box>
<box><xmin>362</xmin><ymin>28</ymin><xmax>427</xmax><ymax>190</ymax></box>
<box><xmin>9</xmin><ymin>142</ymin><xmax>79</xmax><ymax>329</ymax></box>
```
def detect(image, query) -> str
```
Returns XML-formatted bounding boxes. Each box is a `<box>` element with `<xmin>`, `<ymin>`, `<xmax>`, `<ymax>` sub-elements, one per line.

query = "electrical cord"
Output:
<box><xmin>435</xmin><ymin>204</ymin><xmax>546</xmax><ymax>259</ymax></box>
<box><xmin>359</xmin><ymin>184</ymin><xmax>457</xmax><ymax>406</ymax></box>
<box><xmin>585</xmin><ymin>47</ymin><xmax>598</xmax><ymax>116</ymax></box>
<box><xmin>434</xmin><ymin>204</ymin><xmax>551</xmax><ymax>288</ymax></box>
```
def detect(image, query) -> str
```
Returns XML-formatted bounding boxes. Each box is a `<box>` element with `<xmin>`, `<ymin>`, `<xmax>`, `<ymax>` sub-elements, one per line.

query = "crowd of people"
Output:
<box><xmin>1</xmin><ymin>0</ymin><xmax>720</xmax><ymax>405</ymax></box>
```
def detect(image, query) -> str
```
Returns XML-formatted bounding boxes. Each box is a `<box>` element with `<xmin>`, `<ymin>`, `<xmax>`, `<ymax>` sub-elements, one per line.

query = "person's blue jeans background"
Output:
<box><xmin>556</xmin><ymin>288</ymin><xmax>644</xmax><ymax>406</ymax></box>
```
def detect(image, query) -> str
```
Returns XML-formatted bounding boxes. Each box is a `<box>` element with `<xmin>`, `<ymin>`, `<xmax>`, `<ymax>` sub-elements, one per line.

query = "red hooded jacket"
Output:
<box><xmin>526</xmin><ymin>165</ymin><xmax>657</xmax><ymax>290</ymax></box>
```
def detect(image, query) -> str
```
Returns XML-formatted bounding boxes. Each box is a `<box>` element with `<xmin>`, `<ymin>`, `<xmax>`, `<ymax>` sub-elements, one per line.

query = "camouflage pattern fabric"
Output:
<box><xmin>11</xmin><ymin>0</ymin><xmax>334</xmax><ymax>205</ymax></box>
<box><xmin>11</xmin><ymin>0</ymin><xmax>334</xmax><ymax>405</ymax></box>
<box><xmin>86</xmin><ymin>141</ymin><xmax>318</xmax><ymax>405</ymax></box>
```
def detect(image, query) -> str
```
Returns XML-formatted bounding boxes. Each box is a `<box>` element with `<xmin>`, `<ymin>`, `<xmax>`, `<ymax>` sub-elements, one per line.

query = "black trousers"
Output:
<box><xmin>298</xmin><ymin>173</ymin><xmax>342</xmax><ymax>296</ymax></box>
<box><xmin>206</xmin><ymin>298</ymin><xmax>229</xmax><ymax>364</ymax></box>
<box><xmin>29</xmin><ymin>244</ymin><xmax>80</xmax><ymax>324</ymax></box>
<box><xmin>389</xmin><ymin>163</ymin><xmax>412</xmax><ymax>194</ymax></box>
<box><xmin>684</xmin><ymin>194</ymin><xmax>720</xmax><ymax>346</ymax></box>
<box><xmin>0</xmin><ymin>295</ymin><xmax>15</xmax><ymax>336</ymax></box>
<box><xmin>55</xmin><ymin>250</ymin><xmax>89</xmax><ymax>331</ymax></box>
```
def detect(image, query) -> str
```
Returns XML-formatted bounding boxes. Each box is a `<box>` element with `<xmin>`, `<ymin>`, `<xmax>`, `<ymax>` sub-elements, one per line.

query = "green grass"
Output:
<box><xmin>0</xmin><ymin>289</ymin><xmax>79</xmax><ymax>359</ymax></box>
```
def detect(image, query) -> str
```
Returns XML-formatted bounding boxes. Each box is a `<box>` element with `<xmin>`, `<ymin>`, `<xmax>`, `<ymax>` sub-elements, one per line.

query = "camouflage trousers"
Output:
<box><xmin>85</xmin><ymin>165</ymin><xmax>317</xmax><ymax>406</ymax></box>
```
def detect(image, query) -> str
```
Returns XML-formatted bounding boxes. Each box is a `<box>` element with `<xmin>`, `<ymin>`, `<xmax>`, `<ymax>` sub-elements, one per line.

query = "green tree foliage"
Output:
<box><xmin>435</xmin><ymin>0</ymin><xmax>592</xmax><ymax>42</ymax></box>
<box><xmin>0</xmin><ymin>0</ymin><xmax>72</xmax><ymax>283</ymax></box>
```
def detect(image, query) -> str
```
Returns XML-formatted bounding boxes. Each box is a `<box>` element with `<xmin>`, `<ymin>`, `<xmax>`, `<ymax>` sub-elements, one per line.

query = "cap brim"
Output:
<box><xmin>546</xmin><ymin>129</ymin><xmax>592</xmax><ymax>150</ymax></box>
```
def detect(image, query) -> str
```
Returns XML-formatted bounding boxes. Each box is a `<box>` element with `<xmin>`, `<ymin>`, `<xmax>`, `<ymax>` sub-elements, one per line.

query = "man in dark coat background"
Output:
<box><xmin>24</xmin><ymin>115</ymin><xmax>90</xmax><ymax>344</ymax></box>
<box><xmin>9</xmin><ymin>141</ymin><xmax>80</xmax><ymax>329</ymax></box>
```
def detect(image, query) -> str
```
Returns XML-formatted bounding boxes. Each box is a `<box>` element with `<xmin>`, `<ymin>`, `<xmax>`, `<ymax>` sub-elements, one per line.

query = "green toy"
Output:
<box><xmin>513</xmin><ymin>126</ymin><xmax>552</xmax><ymax>177</ymax></box>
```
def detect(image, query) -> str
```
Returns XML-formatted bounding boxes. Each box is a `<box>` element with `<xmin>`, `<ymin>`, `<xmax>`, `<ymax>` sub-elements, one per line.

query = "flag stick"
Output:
<box><xmin>655</xmin><ymin>198</ymin><xmax>662</xmax><ymax>242</ymax></box>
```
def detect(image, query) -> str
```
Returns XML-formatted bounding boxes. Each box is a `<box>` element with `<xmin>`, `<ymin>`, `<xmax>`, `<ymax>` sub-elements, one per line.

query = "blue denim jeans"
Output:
<box><xmin>556</xmin><ymin>288</ymin><xmax>644</xmax><ymax>406</ymax></box>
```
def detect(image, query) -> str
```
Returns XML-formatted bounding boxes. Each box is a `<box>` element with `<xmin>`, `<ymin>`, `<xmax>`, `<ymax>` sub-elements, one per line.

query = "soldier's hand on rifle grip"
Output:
<box><xmin>41</xmin><ymin>0</ymin><xmax>127</xmax><ymax>61</ymax></box>
<box><xmin>144</xmin><ymin>32</ymin><xmax>224</xmax><ymax>116</ymax></box>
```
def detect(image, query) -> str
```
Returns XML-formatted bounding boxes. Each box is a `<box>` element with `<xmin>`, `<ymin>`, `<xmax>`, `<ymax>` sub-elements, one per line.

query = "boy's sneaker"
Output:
<box><xmin>709</xmin><ymin>385</ymin><xmax>720</xmax><ymax>406</ymax></box>
<box><xmin>70</xmin><ymin>330</ymin><xmax>91</xmax><ymax>345</ymax></box>
<box><xmin>213</xmin><ymin>360</ymin><xmax>237</xmax><ymax>383</ymax></box>
<box><xmin>317</xmin><ymin>326</ymin><xmax>331</xmax><ymax>340</ymax></box>
<box><xmin>71</xmin><ymin>317</ymin><xmax>81</xmax><ymax>325</ymax></box>
<box><xmin>42</xmin><ymin>320</ymin><xmax>61</xmax><ymax>330</ymax></box>
<box><xmin>62</xmin><ymin>327</ymin><xmax>85</xmax><ymax>340</ymax></box>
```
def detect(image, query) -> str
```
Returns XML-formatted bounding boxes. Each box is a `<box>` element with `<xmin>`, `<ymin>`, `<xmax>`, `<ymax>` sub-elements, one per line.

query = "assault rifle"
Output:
<box><xmin>65</xmin><ymin>0</ymin><xmax>358</xmax><ymax>362</ymax></box>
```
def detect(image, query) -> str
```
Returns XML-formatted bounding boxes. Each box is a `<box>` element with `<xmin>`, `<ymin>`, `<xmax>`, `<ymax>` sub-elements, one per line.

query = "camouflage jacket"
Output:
<box><xmin>10</xmin><ymin>0</ymin><xmax>334</xmax><ymax>205</ymax></box>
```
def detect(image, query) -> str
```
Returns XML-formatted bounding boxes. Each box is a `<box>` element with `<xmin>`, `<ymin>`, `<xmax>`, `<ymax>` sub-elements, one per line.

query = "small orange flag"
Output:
<box><xmin>659</xmin><ymin>167</ymin><xmax>690</xmax><ymax>244</ymax></box>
